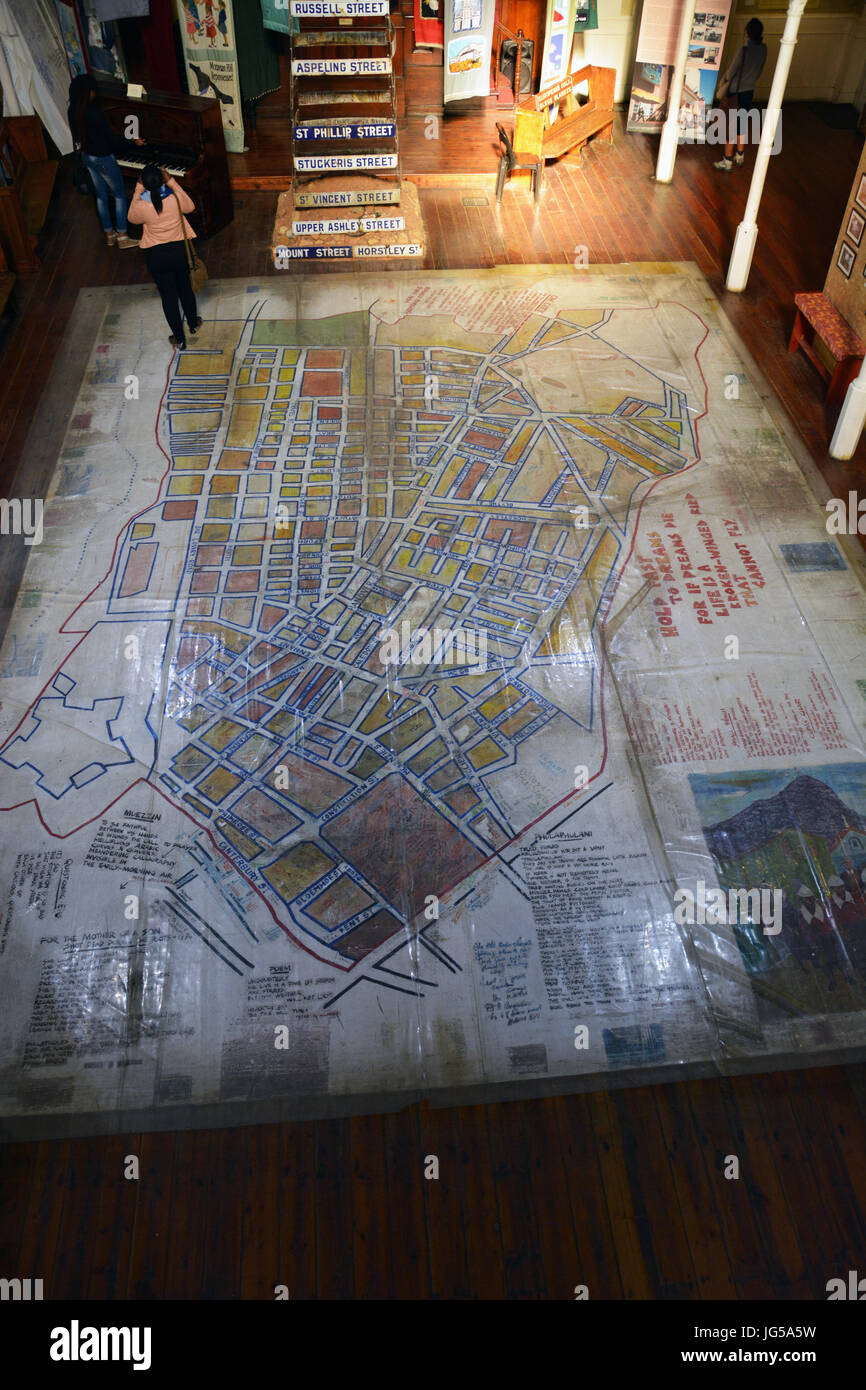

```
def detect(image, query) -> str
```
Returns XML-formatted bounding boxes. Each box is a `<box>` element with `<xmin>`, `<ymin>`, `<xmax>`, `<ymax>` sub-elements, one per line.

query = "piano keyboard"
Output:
<box><xmin>117</xmin><ymin>149</ymin><xmax>196</xmax><ymax>178</ymax></box>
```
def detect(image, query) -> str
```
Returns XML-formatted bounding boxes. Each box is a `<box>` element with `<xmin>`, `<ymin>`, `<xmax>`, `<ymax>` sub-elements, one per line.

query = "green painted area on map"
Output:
<box><xmin>251</xmin><ymin>313</ymin><xmax>368</xmax><ymax>348</ymax></box>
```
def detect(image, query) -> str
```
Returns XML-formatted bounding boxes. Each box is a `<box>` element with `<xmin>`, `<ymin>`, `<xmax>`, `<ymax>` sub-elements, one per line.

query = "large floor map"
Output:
<box><xmin>2</xmin><ymin>266</ymin><xmax>866</xmax><ymax>1135</ymax></box>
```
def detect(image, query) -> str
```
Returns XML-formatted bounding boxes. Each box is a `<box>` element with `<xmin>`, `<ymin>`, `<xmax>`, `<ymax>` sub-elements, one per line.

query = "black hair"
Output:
<box><xmin>68</xmin><ymin>73</ymin><xmax>97</xmax><ymax>149</ymax></box>
<box><xmin>141</xmin><ymin>162</ymin><xmax>165</xmax><ymax>215</ymax></box>
<box><xmin>746</xmin><ymin>18</ymin><xmax>763</xmax><ymax>42</ymax></box>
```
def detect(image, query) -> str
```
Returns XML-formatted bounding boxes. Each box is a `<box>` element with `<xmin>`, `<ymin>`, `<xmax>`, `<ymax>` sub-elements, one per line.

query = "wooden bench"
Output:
<box><xmin>0</xmin><ymin>116</ymin><xmax>59</xmax><ymax>273</ymax></box>
<box><xmin>788</xmin><ymin>292</ymin><xmax>866</xmax><ymax>410</ymax></box>
<box><xmin>513</xmin><ymin>64</ymin><xmax>616</xmax><ymax>172</ymax></box>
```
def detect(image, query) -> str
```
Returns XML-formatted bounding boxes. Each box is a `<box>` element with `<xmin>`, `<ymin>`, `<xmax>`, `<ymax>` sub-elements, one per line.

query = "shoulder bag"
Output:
<box><xmin>172</xmin><ymin>189</ymin><xmax>208</xmax><ymax>294</ymax></box>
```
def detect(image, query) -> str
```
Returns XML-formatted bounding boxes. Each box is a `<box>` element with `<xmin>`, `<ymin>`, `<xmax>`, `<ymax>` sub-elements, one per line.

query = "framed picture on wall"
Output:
<box><xmin>837</xmin><ymin>242</ymin><xmax>856</xmax><ymax>279</ymax></box>
<box><xmin>856</xmin><ymin>173</ymin><xmax>866</xmax><ymax>212</ymax></box>
<box><xmin>847</xmin><ymin>207</ymin><xmax>865</xmax><ymax>247</ymax></box>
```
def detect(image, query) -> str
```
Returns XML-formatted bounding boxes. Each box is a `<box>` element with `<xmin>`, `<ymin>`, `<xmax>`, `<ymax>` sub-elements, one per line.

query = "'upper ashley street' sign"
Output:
<box><xmin>291</xmin><ymin>215</ymin><xmax>405</xmax><ymax>233</ymax></box>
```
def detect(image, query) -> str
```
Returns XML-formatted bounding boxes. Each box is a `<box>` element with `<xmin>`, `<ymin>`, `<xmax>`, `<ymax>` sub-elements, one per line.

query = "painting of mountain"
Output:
<box><xmin>689</xmin><ymin>764</ymin><xmax>866</xmax><ymax>1023</ymax></box>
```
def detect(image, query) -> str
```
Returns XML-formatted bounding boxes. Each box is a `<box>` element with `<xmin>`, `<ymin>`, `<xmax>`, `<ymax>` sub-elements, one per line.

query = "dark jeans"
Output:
<box><xmin>144</xmin><ymin>241</ymin><xmax>198</xmax><ymax>343</ymax></box>
<box><xmin>82</xmin><ymin>152</ymin><xmax>128</xmax><ymax>233</ymax></box>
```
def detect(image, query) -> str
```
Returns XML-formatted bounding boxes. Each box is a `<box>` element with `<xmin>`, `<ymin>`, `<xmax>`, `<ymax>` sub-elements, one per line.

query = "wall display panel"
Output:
<box><xmin>539</xmin><ymin>0</ymin><xmax>577</xmax><ymax>86</ymax></box>
<box><xmin>175</xmin><ymin>0</ymin><xmax>244</xmax><ymax>151</ymax></box>
<box><xmin>825</xmin><ymin>141</ymin><xmax>866</xmax><ymax>329</ymax></box>
<box><xmin>443</xmin><ymin>0</ymin><xmax>495</xmax><ymax>102</ymax></box>
<box><xmin>627</xmin><ymin>0</ymin><xmax>732</xmax><ymax>140</ymax></box>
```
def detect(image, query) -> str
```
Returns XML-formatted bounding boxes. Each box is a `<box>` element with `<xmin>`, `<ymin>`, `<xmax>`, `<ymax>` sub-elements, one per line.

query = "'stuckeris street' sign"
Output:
<box><xmin>294</xmin><ymin>153</ymin><xmax>398</xmax><ymax>170</ymax></box>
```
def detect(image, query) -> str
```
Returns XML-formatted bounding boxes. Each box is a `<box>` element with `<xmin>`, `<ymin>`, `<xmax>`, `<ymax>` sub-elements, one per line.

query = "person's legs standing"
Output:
<box><xmin>101</xmin><ymin>155</ymin><xmax>131</xmax><ymax>236</ymax></box>
<box><xmin>83</xmin><ymin>154</ymin><xmax>113</xmax><ymax>233</ymax></box>
<box><xmin>176</xmin><ymin>260</ymin><xmax>199</xmax><ymax>335</ymax></box>
<box><xmin>733</xmin><ymin>91</ymin><xmax>752</xmax><ymax>162</ymax></box>
<box><xmin>715</xmin><ymin>89</ymin><xmax>752</xmax><ymax>170</ymax></box>
<box><xmin>146</xmin><ymin>245</ymin><xmax>186</xmax><ymax>345</ymax></box>
<box><xmin>158</xmin><ymin>268</ymin><xmax>186</xmax><ymax>343</ymax></box>
<box><xmin>84</xmin><ymin>154</ymin><xmax>136</xmax><ymax>244</ymax></box>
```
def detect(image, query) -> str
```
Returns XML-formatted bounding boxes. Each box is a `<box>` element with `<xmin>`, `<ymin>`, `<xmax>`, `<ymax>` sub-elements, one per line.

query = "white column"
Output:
<box><xmin>656</xmin><ymin>0</ymin><xmax>697</xmax><ymax>183</ymax></box>
<box><xmin>830</xmin><ymin>356</ymin><xmax>866</xmax><ymax>458</ymax></box>
<box><xmin>726</xmin><ymin>0</ymin><xmax>808</xmax><ymax>292</ymax></box>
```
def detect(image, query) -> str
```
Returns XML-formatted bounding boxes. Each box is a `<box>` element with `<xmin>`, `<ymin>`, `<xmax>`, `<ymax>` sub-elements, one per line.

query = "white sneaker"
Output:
<box><xmin>733</xmin><ymin>152</ymin><xmax>745</xmax><ymax>165</ymax></box>
<box><xmin>714</xmin><ymin>157</ymin><xmax>733</xmax><ymax>172</ymax></box>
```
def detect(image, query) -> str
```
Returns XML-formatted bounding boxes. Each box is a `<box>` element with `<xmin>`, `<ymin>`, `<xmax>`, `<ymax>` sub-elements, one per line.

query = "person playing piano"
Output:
<box><xmin>127</xmin><ymin>163</ymin><xmax>203</xmax><ymax>352</ymax></box>
<box><xmin>68</xmin><ymin>74</ymin><xmax>146</xmax><ymax>249</ymax></box>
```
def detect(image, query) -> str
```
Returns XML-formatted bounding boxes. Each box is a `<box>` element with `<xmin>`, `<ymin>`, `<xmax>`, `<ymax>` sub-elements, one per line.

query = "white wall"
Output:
<box><xmin>571</xmin><ymin>0</ymin><xmax>638</xmax><ymax>105</ymax></box>
<box><xmin>571</xmin><ymin>0</ymin><xmax>866</xmax><ymax>108</ymax></box>
<box><xmin>720</xmin><ymin>6</ymin><xmax>866</xmax><ymax>104</ymax></box>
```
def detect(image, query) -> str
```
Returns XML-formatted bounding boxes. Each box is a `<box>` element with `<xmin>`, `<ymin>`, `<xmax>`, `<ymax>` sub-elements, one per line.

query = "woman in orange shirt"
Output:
<box><xmin>127</xmin><ymin>163</ymin><xmax>203</xmax><ymax>351</ymax></box>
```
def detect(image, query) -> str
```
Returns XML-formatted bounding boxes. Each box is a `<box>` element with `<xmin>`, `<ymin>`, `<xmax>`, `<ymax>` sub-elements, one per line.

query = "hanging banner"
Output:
<box><xmin>574</xmin><ymin>0</ymin><xmax>597</xmax><ymax>29</ymax></box>
<box><xmin>627</xmin><ymin>0</ymin><xmax>732</xmax><ymax>140</ymax></box>
<box><xmin>415</xmin><ymin>0</ymin><xmax>443</xmax><ymax>49</ymax></box>
<box><xmin>174</xmin><ymin>0</ymin><xmax>245</xmax><ymax>153</ymax></box>
<box><xmin>443</xmin><ymin>0</ymin><xmax>495</xmax><ymax>104</ymax></box>
<box><xmin>55</xmin><ymin>0</ymin><xmax>89</xmax><ymax>77</ymax></box>
<box><xmin>76</xmin><ymin>0</ymin><xmax>128</xmax><ymax>79</ymax></box>
<box><xmin>260</xmin><ymin>0</ymin><xmax>288</xmax><ymax>31</ymax></box>
<box><xmin>540</xmin><ymin>0</ymin><xmax>576</xmax><ymax>87</ymax></box>
<box><xmin>0</xmin><ymin>0</ymin><xmax>75</xmax><ymax>153</ymax></box>
<box><xmin>260</xmin><ymin>0</ymin><xmax>299</xmax><ymax>33</ymax></box>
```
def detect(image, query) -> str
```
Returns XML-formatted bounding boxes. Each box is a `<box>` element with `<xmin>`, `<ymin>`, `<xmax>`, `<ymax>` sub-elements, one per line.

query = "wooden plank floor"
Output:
<box><xmin>1</xmin><ymin>105</ymin><xmax>866</xmax><ymax>1299</ymax></box>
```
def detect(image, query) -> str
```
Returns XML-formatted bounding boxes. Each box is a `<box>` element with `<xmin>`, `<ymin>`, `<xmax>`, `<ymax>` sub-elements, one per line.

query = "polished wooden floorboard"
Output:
<box><xmin>1</xmin><ymin>105</ymin><xmax>866</xmax><ymax>1299</ymax></box>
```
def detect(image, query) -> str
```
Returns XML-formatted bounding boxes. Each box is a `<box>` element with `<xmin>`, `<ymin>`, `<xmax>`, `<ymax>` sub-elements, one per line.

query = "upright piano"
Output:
<box><xmin>96</xmin><ymin>82</ymin><xmax>233</xmax><ymax>240</ymax></box>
